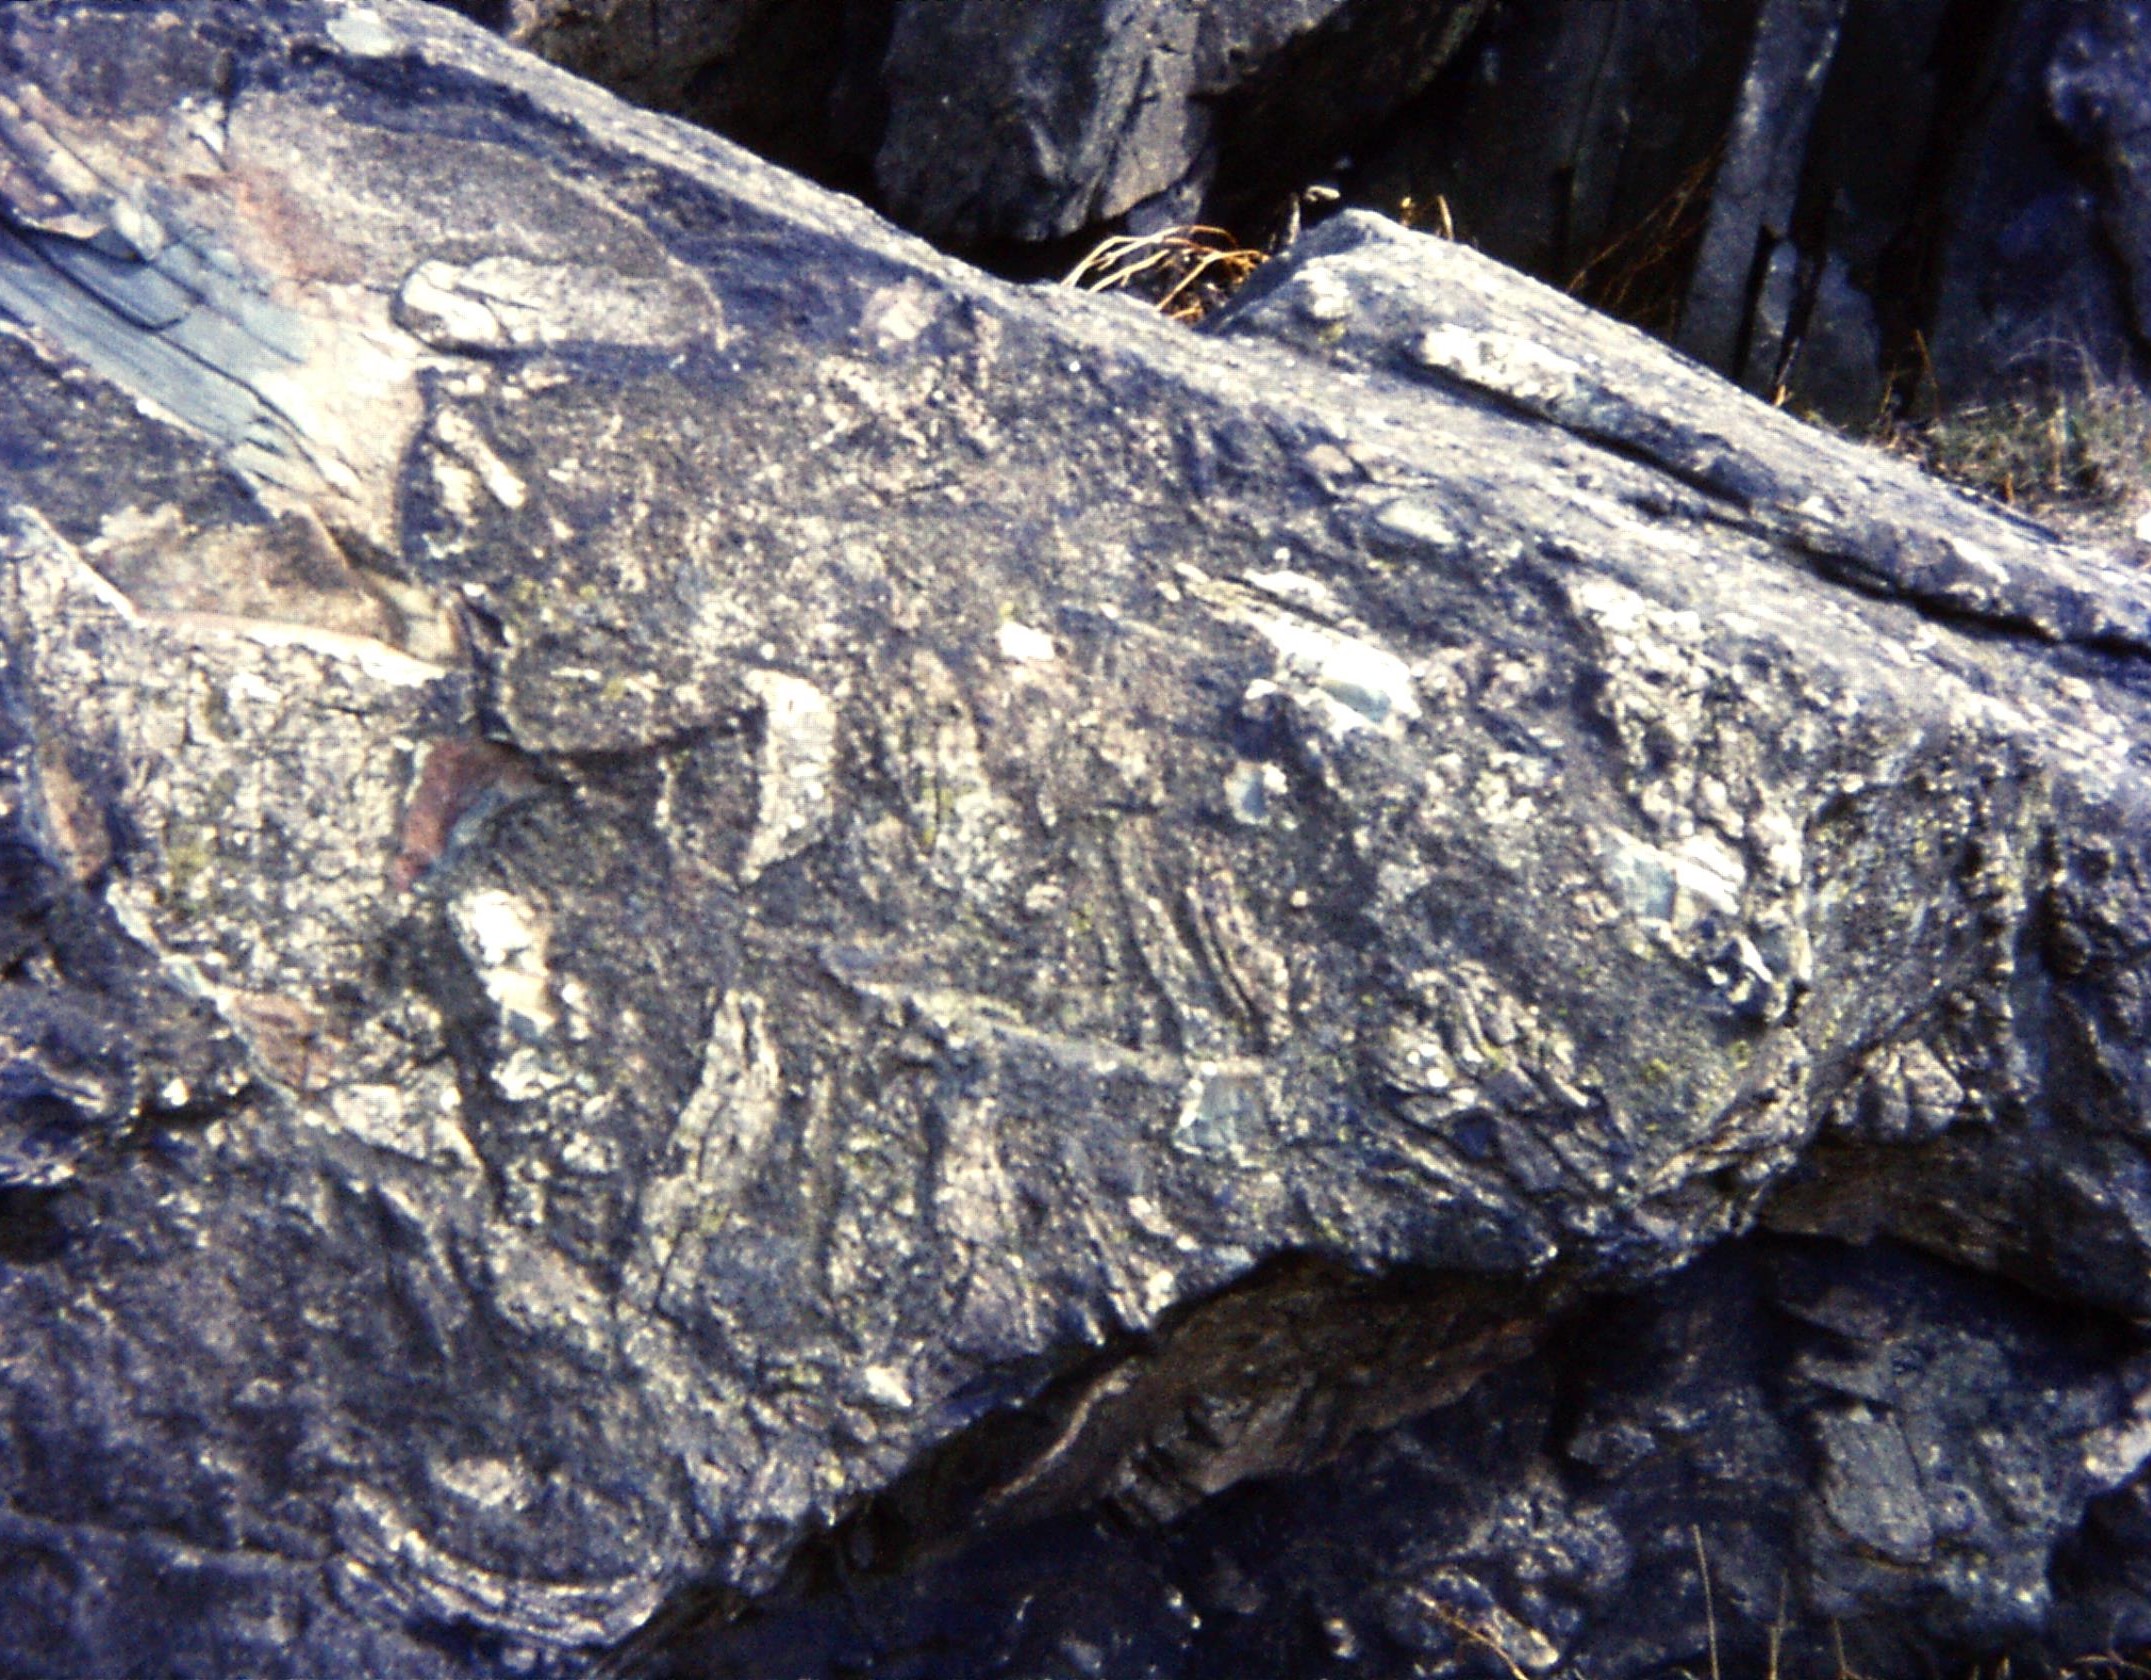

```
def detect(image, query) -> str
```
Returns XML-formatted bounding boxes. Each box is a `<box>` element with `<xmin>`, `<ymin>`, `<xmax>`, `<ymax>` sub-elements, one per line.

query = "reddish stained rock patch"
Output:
<box><xmin>390</xmin><ymin>737</ymin><xmax>540</xmax><ymax>891</ymax></box>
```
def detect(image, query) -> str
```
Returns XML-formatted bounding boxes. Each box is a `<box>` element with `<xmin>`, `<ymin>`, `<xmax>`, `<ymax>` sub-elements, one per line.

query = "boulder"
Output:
<box><xmin>5</xmin><ymin>4</ymin><xmax>2151</xmax><ymax>1677</ymax></box>
<box><xmin>887</xmin><ymin>0</ymin><xmax>1497</xmax><ymax>245</ymax></box>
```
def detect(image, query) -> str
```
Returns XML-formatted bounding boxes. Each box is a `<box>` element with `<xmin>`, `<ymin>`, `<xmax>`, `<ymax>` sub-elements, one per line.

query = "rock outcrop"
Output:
<box><xmin>466</xmin><ymin>0</ymin><xmax>2151</xmax><ymax>416</ymax></box>
<box><xmin>6</xmin><ymin>4</ymin><xmax>2151</xmax><ymax>1678</ymax></box>
<box><xmin>451</xmin><ymin>0</ymin><xmax>1494</xmax><ymax>247</ymax></box>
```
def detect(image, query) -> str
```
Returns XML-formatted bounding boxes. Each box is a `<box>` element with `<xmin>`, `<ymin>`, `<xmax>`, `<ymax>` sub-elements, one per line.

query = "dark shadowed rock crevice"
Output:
<box><xmin>1348</xmin><ymin>0</ymin><xmax>2151</xmax><ymax>417</ymax></box>
<box><xmin>441</xmin><ymin>0</ymin><xmax>1496</xmax><ymax>253</ymax></box>
<box><xmin>452</xmin><ymin>0</ymin><xmax>894</xmax><ymax>200</ymax></box>
<box><xmin>1350</xmin><ymin>0</ymin><xmax>1759</xmax><ymax>331</ymax></box>
<box><xmin>638</xmin><ymin>1236</ymin><xmax>2151</xmax><ymax>1680</ymax></box>
<box><xmin>608</xmin><ymin>1253</ymin><xmax>1551</xmax><ymax>1675</ymax></box>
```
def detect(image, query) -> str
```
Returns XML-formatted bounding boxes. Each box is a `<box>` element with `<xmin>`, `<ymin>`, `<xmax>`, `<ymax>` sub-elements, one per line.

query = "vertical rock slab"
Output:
<box><xmin>1675</xmin><ymin>0</ymin><xmax>1848</xmax><ymax>383</ymax></box>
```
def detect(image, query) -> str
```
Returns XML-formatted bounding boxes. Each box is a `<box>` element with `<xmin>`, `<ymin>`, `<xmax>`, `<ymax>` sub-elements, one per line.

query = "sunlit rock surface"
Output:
<box><xmin>6</xmin><ymin>5</ymin><xmax>2151</xmax><ymax>1676</ymax></box>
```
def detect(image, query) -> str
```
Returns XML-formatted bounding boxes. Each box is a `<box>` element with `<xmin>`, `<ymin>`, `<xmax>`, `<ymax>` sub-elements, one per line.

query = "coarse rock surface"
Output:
<box><xmin>5</xmin><ymin>4</ymin><xmax>2151</xmax><ymax>1679</ymax></box>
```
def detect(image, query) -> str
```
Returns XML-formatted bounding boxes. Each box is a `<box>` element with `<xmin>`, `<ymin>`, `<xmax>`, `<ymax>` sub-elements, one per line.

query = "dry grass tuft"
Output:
<box><xmin>1873</xmin><ymin>378</ymin><xmax>2151</xmax><ymax>522</ymax></box>
<box><xmin>1567</xmin><ymin>147</ymin><xmax>1723</xmax><ymax>339</ymax></box>
<box><xmin>1062</xmin><ymin>225</ymin><xmax>1268</xmax><ymax>323</ymax></box>
<box><xmin>2057</xmin><ymin>1653</ymin><xmax>2151</xmax><ymax>1680</ymax></box>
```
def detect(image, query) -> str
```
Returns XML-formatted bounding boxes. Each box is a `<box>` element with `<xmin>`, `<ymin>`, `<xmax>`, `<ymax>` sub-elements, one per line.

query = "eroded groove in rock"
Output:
<box><xmin>5</xmin><ymin>4</ymin><xmax>2151</xmax><ymax>1677</ymax></box>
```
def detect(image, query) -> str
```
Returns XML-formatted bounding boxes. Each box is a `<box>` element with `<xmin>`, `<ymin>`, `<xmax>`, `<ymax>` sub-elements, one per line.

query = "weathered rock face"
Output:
<box><xmin>6</xmin><ymin>5</ymin><xmax>2151</xmax><ymax>1679</ymax></box>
